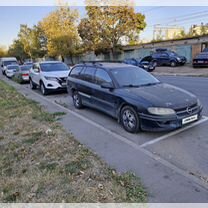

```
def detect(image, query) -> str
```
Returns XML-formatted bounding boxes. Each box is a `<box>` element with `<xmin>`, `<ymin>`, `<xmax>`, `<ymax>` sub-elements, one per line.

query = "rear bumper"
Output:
<box><xmin>139</xmin><ymin>107</ymin><xmax>202</xmax><ymax>132</ymax></box>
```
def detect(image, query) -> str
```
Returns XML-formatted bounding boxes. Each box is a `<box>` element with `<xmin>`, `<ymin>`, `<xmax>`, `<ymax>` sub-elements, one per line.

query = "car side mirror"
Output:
<box><xmin>1</xmin><ymin>64</ymin><xmax>3</xmax><ymax>67</ymax></box>
<box><xmin>101</xmin><ymin>82</ymin><xmax>114</xmax><ymax>90</ymax></box>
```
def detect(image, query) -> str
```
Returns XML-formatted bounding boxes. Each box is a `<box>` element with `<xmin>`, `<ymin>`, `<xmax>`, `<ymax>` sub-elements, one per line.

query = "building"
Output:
<box><xmin>65</xmin><ymin>35</ymin><xmax>208</xmax><ymax>65</ymax></box>
<box><xmin>153</xmin><ymin>25</ymin><xmax>184</xmax><ymax>40</ymax></box>
<box><xmin>191</xmin><ymin>23</ymin><xmax>208</xmax><ymax>36</ymax></box>
<box><xmin>121</xmin><ymin>34</ymin><xmax>208</xmax><ymax>63</ymax></box>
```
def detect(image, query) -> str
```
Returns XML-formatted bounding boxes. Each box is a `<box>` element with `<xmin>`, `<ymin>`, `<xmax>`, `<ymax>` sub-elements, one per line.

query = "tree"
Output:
<box><xmin>8</xmin><ymin>39</ymin><xmax>29</xmax><ymax>62</ymax></box>
<box><xmin>78</xmin><ymin>3</ymin><xmax>146</xmax><ymax>59</ymax></box>
<box><xmin>39</xmin><ymin>6</ymin><xmax>81</xmax><ymax>63</ymax></box>
<box><xmin>0</xmin><ymin>46</ymin><xmax>8</xmax><ymax>57</ymax></box>
<box><xmin>18</xmin><ymin>24</ymin><xmax>47</xmax><ymax>59</ymax></box>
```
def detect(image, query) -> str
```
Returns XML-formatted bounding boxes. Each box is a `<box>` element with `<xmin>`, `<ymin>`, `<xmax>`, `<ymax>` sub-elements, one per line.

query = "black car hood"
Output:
<box><xmin>120</xmin><ymin>83</ymin><xmax>197</xmax><ymax>109</ymax></box>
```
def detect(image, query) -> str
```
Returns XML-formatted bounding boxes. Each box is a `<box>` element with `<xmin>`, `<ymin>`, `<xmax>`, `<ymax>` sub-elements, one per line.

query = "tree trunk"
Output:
<box><xmin>61</xmin><ymin>56</ymin><xmax>65</xmax><ymax>63</ymax></box>
<box><xmin>109</xmin><ymin>48</ymin><xmax>114</xmax><ymax>61</ymax></box>
<box><xmin>70</xmin><ymin>55</ymin><xmax>74</xmax><ymax>65</ymax></box>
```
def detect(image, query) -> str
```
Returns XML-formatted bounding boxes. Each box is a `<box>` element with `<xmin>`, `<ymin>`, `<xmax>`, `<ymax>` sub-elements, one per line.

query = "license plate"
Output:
<box><xmin>62</xmin><ymin>82</ymin><xmax>67</xmax><ymax>87</ymax></box>
<box><xmin>182</xmin><ymin>114</ymin><xmax>198</xmax><ymax>125</ymax></box>
<box><xmin>198</xmin><ymin>61</ymin><xmax>204</xmax><ymax>63</ymax></box>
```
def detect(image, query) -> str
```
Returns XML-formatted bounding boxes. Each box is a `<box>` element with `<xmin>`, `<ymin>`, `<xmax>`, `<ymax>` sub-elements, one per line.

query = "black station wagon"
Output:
<box><xmin>67</xmin><ymin>62</ymin><xmax>202</xmax><ymax>133</ymax></box>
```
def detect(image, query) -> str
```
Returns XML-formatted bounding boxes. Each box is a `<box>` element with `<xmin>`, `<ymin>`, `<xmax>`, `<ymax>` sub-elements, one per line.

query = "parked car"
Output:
<box><xmin>14</xmin><ymin>64</ymin><xmax>32</xmax><ymax>83</ymax></box>
<box><xmin>67</xmin><ymin>62</ymin><xmax>202</xmax><ymax>133</ymax></box>
<box><xmin>123</xmin><ymin>56</ymin><xmax>156</xmax><ymax>72</ymax></box>
<box><xmin>0</xmin><ymin>57</ymin><xmax>18</xmax><ymax>75</ymax></box>
<box><xmin>29</xmin><ymin>61</ymin><xmax>70</xmax><ymax>95</ymax></box>
<box><xmin>193</xmin><ymin>48</ymin><xmax>208</xmax><ymax>68</ymax></box>
<box><xmin>5</xmin><ymin>64</ymin><xmax>20</xmax><ymax>78</ymax></box>
<box><xmin>151</xmin><ymin>48</ymin><xmax>187</xmax><ymax>67</ymax></box>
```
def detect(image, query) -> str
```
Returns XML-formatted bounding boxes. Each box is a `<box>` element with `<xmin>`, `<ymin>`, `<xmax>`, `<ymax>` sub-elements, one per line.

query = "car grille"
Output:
<box><xmin>175</xmin><ymin>103</ymin><xmax>199</xmax><ymax>117</ymax></box>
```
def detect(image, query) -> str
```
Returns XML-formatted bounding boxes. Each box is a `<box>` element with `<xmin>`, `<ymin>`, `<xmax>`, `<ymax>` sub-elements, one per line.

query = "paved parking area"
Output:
<box><xmin>2</xmin><ymin>74</ymin><xmax>208</xmax><ymax>202</ymax></box>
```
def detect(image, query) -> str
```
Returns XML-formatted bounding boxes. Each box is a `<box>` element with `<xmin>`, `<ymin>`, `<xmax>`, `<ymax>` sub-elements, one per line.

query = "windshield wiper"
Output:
<box><xmin>139</xmin><ymin>82</ymin><xmax>160</xmax><ymax>87</ymax></box>
<box><xmin>122</xmin><ymin>84</ymin><xmax>140</xmax><ymax>88</ymax></box>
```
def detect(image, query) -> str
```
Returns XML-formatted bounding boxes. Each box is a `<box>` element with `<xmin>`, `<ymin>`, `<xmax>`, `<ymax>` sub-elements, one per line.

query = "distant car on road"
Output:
<box><xmin>5</xmin><ymin>64</ymin><xmax>20</xmax><ymax>78</ymax></box>
<box><xmin>0</xmin><ymin>57</ymin><xmax>18</xmax><ymax>75</ymax></box>
<box><xmin>151</xmin><ymin>49</ymin><xmax>187</xmax><ymax>67</ymax></box>
<box><xmin>67</xmin><ymin>62</ymin><xmax>202</xmax><ymax>133</ymax></box>
<box><xmin>193</xmin><ymin>48</ymin><xmax>208</xmax><ymax>68</ymax></box>
<box><xmin>123</xmin><ymin>56</ymin><xmax>156</xmax><ymax>72</ymax></box>
<box><xmin>29</xmin><ymin>61</ymin><xmax>70</xmax><ymax>95</ymax></box>
<box><xmin>14</xmin><ymin>64</ymin><xmax>32</xmax><ymax>83</ymax></box>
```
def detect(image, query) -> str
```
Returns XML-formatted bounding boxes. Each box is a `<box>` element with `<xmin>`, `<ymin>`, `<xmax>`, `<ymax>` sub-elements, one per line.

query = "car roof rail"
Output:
<box><xmin>79</xmin><ymin>60</ymin><xmax>122</xmax><ymax>66</ymax></box>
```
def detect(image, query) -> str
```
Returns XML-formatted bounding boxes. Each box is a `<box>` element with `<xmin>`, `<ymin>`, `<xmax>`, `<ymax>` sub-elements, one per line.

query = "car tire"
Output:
<box><xmin>72</xmin><ymin>91</ymin><xmax>83</xmax><ymax>109</ymax></box>
<box><xmin>120</xmin><ymin>105</ymin><xmax>140</xmax><ymax>133</ymax></box>
<box><xmin>152</xmin><ymin>60</ymin><xmax>158</xmax><ymax>67</ymax></box>
<box><xmin>147</xmin><ymin>66</ymin><xmax>155</xmax><ymax>72</ymax></box>
<box><xmin>30</xmin><ymin>78</ymin><xmax>37</xmax><ymax>90</ymax></box>
<box><xmin>40</xmin><ymin>82</ymin><xmax>48</xmax><ymax>96</ymax></box>
<box><xmin>170</xmin><ymin>61</ymin><xmax>177</xmax><ymax>67</ymax></box>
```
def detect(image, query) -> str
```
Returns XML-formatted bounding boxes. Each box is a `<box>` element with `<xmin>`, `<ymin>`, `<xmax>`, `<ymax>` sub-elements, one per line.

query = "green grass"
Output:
<box><xmin>0</xmin><ymin>80</ymin><xmax>147</xmax><ymax>203</ymax></box>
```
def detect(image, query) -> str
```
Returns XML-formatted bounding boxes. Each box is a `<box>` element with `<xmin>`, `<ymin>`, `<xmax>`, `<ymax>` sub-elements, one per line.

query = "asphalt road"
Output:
<box><xmin>1</xmin><ymin>74</ymin><xmax>208</xmax><ymax>203</ymax></box>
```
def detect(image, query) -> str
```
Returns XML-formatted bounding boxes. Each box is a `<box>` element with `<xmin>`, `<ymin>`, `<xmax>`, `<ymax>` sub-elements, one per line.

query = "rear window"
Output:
<box><xmin>7</xmin><ymin>65</ymin><xmax>19</xmax><ymax>70</ymax></box>
<box><xmin>70</xmin><ymin>66</ymin><xmax>83</xmax><ymax>78</ymax></box>
<box><xmin>20</xmin><ymin>65</ymin><xmax>32</xmax><ymax>71</ymax></box>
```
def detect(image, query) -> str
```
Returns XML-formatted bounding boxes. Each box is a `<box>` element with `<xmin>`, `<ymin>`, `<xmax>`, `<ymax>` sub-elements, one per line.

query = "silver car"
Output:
<box><xmin>5</xmin><ymin>65</ymin><xmax>20</xmax><ymax>78</ymax></box>
<box><xmin>14</xmin><ymin>64</ymin><xmax>32</xmax><ymax>83</ymax></box>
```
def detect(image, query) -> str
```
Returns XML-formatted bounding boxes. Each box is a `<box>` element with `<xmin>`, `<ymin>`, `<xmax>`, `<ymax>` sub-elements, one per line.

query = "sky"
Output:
<box><xmin>0</xmin><ymin>6</ymin><xmax>208</xmax><ymax>48</ymax></box>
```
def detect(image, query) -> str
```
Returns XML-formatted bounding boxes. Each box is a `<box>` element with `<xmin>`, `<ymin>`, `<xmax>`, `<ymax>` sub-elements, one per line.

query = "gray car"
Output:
<box><xmin>14</xmin><ymin>64</ymin><xmax>32</xmax><ymax>83</ymax></box>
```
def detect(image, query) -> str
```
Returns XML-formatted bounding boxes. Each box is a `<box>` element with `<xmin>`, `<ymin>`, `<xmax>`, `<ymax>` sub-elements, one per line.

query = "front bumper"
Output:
<box><xmin>43</xmin><ymin>79</ymin><xmax>67</xmax><ymax>90</ymax></box>
<box><xmin>139</xmin><ymin>106</ymin><xmax>202</xmax><ymax>132</ymax></box>
<box><xmin>6</xmin><ymin>71</ymin><xmax>15</xmax><ymax>78</ymax></box>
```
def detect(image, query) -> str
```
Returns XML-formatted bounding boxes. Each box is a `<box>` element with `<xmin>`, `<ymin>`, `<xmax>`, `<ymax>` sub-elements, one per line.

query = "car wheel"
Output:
<box><xmin>72</xmin><ymin>91</ymin><xmax>83</xmax><ymax>109</ymax></box>
<box><xmin>40</xmin><ymin>82</ymin><xmax>48</xmax><ymax>96</ymax></box>
<box><xmin>170</xmin><ymin>61</ymin><xmax>177</xmax><ymax>67</ymax></box>
<box><xmin>120</xmin><ymin>106</ymin><xmax>140</xmax><ymax>133</ymax></box>
<box><xmin>147</xmin><ymin>66</ymin><xmax>155</xmax><ymax>72</ymax></box>
<box><xmin>30</xmin><ymin>79</ymin><xmax>37</xmax><ymax>90</ymax></box>
<box><xmin>152</xmin><ymin>61</ymin><xmax>158</xmax><ymax>67</ymax></box>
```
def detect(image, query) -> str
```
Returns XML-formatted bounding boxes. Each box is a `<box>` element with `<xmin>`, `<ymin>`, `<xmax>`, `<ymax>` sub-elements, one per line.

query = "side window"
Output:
<box><xmin>33</xmin><ymin>64</ymin><xmax>40</xmax><ymax>73</ymax></box>
<box><xmin>161</xmin><ymin>53</ymin><xmax>168</xmax><ymax>57</ymax></box>
<box><xmin>70</xmin><ymin>66</ymin><xmax>83</xmax><ymax>78</ymax></box>
<box><xmin>95</xmin><ymin>69</ymin><xmax>112</xmax><ymax>85</ymax></box>
<box><xmin>80</xmin><ymin>67</ymin><xmax>96</xmax><ymax>83</ymax></box>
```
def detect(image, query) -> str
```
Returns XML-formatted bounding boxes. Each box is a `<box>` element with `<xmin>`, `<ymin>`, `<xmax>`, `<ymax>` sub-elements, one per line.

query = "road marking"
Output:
<box><xmin>2</xmin><ymin>77</ymin><xmax>208</xmax><ymax>191</ymax></box>
<box><xmin>140</xmin><ymin>116</ymin><xmax>208</xmax><ymax>148</ymax></box>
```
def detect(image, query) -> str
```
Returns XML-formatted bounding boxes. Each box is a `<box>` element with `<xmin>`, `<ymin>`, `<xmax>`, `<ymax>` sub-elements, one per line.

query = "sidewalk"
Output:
<box><xmin>152</xmin><ymin>65</ymin><xmax>208</xmax><ymax>77</ymax></box>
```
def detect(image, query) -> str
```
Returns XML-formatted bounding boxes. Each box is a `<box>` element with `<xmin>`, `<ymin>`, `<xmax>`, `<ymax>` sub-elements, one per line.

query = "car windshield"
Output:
<box><xmin>40</xmin><ymin>63</ymin><xmax>69</xmax><ymax>72</ymax></box>
<box><xmin>7</xmin><ymin>65</ymin><xmax>19</xmax><ymax>70</ymax></box>
<box><xmin>20</xmin><ymin>65</ymin><xmax>32</xmax><ymax>71</ymax></box>
<box><xmin>4</xmin><ymin>61</ymin><xmax>17</xmax><ymax>66</ymax></box>
<box><xmin>111</xmin><ymin>67</ymin><xmax>160</xmax><ymax>87</ymax></box>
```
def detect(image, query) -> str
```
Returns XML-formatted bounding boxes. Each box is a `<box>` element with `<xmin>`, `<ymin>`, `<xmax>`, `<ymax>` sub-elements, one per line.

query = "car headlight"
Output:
<box><xmin>148</xmin><ymin>107</ymin><xmax>176</xmax><ymax>115</ymax></box>
<box><xmin>44</xmin><ymin>76</ymin><xmax>58</xmax><ymax>81</ymax></box>
<box><xmin>176</xmin><ymin>57</ymin><xmax>181</xmax><ymax>61</ymax></box>
<box><xmin>197</xmin><ymin>99</ymin><xmax>201</xmax><ymax>107</ymax></box>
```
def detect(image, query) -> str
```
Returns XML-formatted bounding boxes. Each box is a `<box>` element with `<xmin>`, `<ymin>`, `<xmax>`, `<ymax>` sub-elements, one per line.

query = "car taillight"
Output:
<box><xmin>22</xmin><ymin>73</ymin><xmax>28</xmax><ymax>76</ymax></box>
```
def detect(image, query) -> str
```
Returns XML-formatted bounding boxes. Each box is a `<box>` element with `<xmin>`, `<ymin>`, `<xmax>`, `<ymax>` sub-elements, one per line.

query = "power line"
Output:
<box><xmin>152</xmin><ymin>10</ymin><xmax>208</xmax><ymax>23</ymax></box>
<box><xmin>146</xmin><ymin>12</ymin><xmax>208</xmax><ymax>28</ymax></box>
